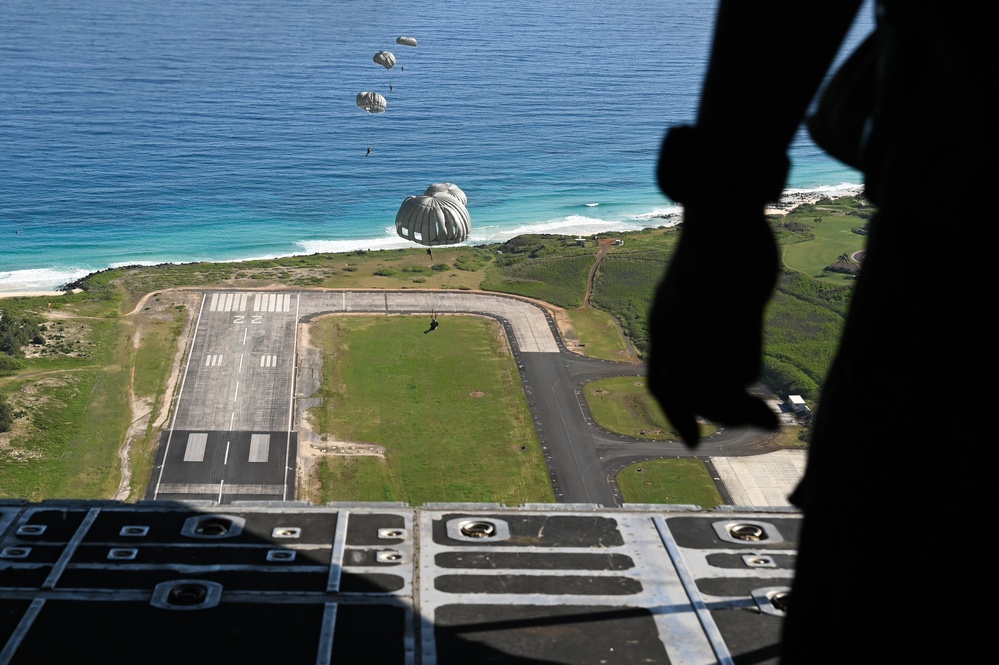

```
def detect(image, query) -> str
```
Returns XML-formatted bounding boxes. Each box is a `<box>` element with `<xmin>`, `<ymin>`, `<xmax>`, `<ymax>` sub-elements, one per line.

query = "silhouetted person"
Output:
<box><xmin>424</xmin><ymin>317</ymin><xmax>439</xmax><ymax>334</ymax></box>
<box><xmin>649</xmin><ymin>1</ymin><xmax>992</xmax><ymax>662</ymax></box>
<box><xmin>426</xmin><ymin>248</ymin><xmax>434</xmax><ymax>260</ymax></box>
<box><xmin>366</xmin><ymin>145</ymin><xmax>371</xmax><ymax>156</ymax></box>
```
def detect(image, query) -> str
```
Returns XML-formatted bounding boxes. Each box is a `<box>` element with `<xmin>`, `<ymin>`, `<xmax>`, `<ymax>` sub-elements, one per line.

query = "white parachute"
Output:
<box><xmin>423</xmin><ymin>182</ymin><xmax>467</xmax><ymax>206</ymax></box>
<box><xmin>355</xmin><ymin>91</ymin><xmax>387</xmax><ymax>113</ymax></box>
<box><xmin>396</xmin><ymin>184</ymin><xmax>471</xmax><ymax>246</ymax></box>
<box><xmin>396</xmin><ymin>36</ymin><xmax>418</xmax><ymax>47</ymax></box>
<box><xmin>373</xmin><ymin>51</ymin><xmax>397</xmax><ymax>70</ymax></box>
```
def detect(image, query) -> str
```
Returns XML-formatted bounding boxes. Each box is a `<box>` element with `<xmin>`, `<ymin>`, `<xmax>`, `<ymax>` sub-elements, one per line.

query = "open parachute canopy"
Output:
<box><xmin>355</xmin><ymin>91</ymin><xmax>387</xmax><ymax>113</ymax></box>
<box><xmin>396</xmin><ymin>183</ymin><xmax>471</xmax><ymax>246</ymax></box>
<box><xmin>423</xmin><ymin>182</ymin><xmax>467</xmax><ymax>206</ymax></box>
<box><xmin>396</xmin><ymin>36</ymin><xmax>418</xmax><ymax>47</ymax></box>
<box><xmin>372</xmin><ymin>50</ymin><xmax>397</xmax><ymax>69</ymax></box>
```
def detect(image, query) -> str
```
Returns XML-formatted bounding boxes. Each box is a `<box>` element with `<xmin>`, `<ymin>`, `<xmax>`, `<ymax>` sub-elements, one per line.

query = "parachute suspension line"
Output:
<box><xmin>431</xmin><ymin>245</ymin><xmax>466</xmax><ymax>321</ymax></box>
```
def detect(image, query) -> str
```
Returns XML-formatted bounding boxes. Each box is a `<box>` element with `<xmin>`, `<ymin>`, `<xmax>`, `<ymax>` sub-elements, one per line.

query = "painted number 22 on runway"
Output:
<box><xmin>232</xmin><ymin>315</ymin><xmax>263</xmax><ymax>324</ymax></box>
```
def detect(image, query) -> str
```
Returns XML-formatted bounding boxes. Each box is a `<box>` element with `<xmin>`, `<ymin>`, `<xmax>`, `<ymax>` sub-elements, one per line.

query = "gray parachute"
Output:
<box><xmin>373</xmin><ymin>51</ymin><xmax>397</xmax><ymax>70</ymax></box>
<box><xmin>396</xmin><ymin>187</ymin><xmax>471</xmax><ymax>246</ymax></box>
<box><xmin>355</xmin><ymin>91</ymin><xmax>387</xmax><ymax>113</ymax></box>
<box><xmin>423</xmin><ymin>182</ymin><xmax>467</xmax><ymax>206</ymax></box>
<box><xmin>396</xmin><ymin>36</ymin><xmax>418</xmax><ymax>47</ymax></box>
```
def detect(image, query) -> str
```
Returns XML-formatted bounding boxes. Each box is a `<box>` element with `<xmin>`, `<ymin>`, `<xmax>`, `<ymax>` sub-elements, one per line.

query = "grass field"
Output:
<box><xmin>304</xmin><ymin>315</ymin><xmax>554</xmax><ymax>505</ymax></box>
<box><xmin>0</xmin><ymin>316</ymin><xmax>130</xmax><ymax>499</ymax></box>
<box><xmin>2</xmin><ymin>196</ymin><xmax>869</xmax><ymax>503</ymax></box>
<box><xmin>583</xmin><ymin>376</ymin><xmax>716</xmax><ymax>441</ymax></box>
<box><xmin>563</xmin><ymin>307</ymin><xmax>637</xmax><ymax>362</ymax></box>
<box><xmin>617</xmin><ymin>459</ymin><xmax>723</xmax><ymax>507</ymax></box>
<box><xmin>782</xmin><ymin>213</ymin><xmax>867</xmax><ymax>280</ymax></box>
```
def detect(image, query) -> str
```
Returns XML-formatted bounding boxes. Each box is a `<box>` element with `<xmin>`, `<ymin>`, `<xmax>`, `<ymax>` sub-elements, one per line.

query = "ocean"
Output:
<box><xmin>0</xmin><ymin>0</ymin><xmax>875</xmax><ymax>293</ymax></box>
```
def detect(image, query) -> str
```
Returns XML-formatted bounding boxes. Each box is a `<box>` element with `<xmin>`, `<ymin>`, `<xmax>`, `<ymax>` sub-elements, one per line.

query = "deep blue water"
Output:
<box><xmin>0</xmin><ymin>0</ymin><xmax>874</xmax><ymax>292</ymax></box>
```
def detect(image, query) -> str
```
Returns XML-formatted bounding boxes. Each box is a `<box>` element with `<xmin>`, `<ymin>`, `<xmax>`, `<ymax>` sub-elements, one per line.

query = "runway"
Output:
<box><xmin>149</xmin><ymin>289</ymin><xmax>778</xmax><ymax>505</ymax></box>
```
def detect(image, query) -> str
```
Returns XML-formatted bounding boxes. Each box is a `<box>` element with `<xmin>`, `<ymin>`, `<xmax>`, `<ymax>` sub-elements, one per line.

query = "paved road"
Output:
<box><xmin>150</xmin><ymin>292</ymin><xmax>300</xmax><ymax>502</ymax></box>
<box><xmin>150</xmin><ymin>289</ymin><xmax>774</xmax><ymax>506</ymax></box>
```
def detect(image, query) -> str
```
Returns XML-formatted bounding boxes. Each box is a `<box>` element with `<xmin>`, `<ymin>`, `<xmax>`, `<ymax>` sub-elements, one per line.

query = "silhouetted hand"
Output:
<box><xmin>647</xmin><ymin>205</ymin><xmax>780</xmax><ymax>446</ymax></box>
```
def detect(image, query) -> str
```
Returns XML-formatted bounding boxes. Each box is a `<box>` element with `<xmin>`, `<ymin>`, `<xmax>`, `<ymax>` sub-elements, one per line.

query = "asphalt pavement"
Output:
<box><xmin>151</xmin><ymin>289</ymin><xmax>803</xmax><ymax>506</ymax></box>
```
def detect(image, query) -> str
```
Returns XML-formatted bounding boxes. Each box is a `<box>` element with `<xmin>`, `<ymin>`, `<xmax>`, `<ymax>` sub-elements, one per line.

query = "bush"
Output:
<box><xmin>373</xmin><ymin>267</ymin><xmax>397</xmax><ymax>277</ymax></box>
<box><xmin>0</xmin><ymin>311</ymin><xmax>41</xmax><ymax>357</ymax></box>
<box><xmin>0</xmin><ymin>393</ymin><xmax>12</xmax><ymax>432</ymax></box>
<box><xmin>0</xmin><ymin>355</ymin><xmax>23</xmax><ymax>375</ymax></box>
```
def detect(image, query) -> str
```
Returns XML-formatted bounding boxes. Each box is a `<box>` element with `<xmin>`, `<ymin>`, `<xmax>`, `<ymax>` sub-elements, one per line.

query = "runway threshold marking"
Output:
<box><xmin>183</xmin><ymin>433</ymin><xmax>208</xmax><ymax>462</ymax></box>
<box><xmin>249</xmin><ymin>434</ymin><xmax>270</xmax><ymax>462</ymax></box>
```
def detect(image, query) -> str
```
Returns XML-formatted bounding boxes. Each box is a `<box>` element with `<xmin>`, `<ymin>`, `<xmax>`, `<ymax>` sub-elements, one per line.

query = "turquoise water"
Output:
<box><xmin>0</xmin><ymin>0</ymin><xmax>873</xmax><ymax>292</ymax></box>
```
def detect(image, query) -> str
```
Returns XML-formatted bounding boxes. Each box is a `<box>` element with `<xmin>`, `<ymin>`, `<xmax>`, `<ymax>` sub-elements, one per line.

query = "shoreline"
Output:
<box><xmin>1</xmin><ymin>186</ymin><xmax>864</xmax><ymax>297</ymax></box>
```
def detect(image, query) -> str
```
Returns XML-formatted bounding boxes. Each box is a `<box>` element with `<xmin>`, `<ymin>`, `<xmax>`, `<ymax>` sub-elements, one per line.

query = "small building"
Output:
<box><xmin>613</xmin><ymin>239</ymin><xmax>624</xmax><ymax>245</ymax></box>
<box><xmin>575</xmin><ymin>237</ymin><xmax>587</xmax><ymax>246</ymax></box>
<box><xmin>788</xmin><ymin>395</ymin><xmax>808</xmax><ymax>412</ymax></box>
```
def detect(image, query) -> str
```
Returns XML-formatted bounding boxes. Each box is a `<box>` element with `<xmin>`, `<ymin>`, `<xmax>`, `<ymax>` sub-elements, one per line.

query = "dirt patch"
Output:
<box><xmin>469</xmin><ymin>390</ymin><xmax>486</xmax><ymax>398</ymax></box>
<box><xmin>111</xmin><ymin>289</ymin><xmax>202</xmax><ymax>500</ymax></box>
<box><xmin>25</xmin><ymin>317</ymin><xmax>94</xmax><ymax>359</ymax></box>
<box><xmin>549</xmin><ymin>307</ymin><xmax>577</xmax><ymax>344</ymax></box>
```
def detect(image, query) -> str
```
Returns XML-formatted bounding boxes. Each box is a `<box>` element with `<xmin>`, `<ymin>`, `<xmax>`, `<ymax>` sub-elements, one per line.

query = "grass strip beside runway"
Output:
<box><xmin>617</xmin><ymin>459</ymin><xmax>723</xmax><ymax>507</ymax></box>
<box><xmin>306</xmin><ymin>315</ymin><xmax>554</xmax><ymax>505</ymax></box>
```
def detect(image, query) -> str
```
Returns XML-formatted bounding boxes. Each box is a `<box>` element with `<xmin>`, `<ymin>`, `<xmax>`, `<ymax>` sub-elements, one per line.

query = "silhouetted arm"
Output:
<box><xmin>648</xmin><ymin>0</ymin><xmax>863</xmax><ymax>446</ymax></box>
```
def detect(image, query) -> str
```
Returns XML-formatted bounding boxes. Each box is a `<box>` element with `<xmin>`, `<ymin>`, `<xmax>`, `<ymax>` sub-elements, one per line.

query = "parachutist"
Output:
<box><xmin>366</xmin><ymin>145</ymin><xmax>371</xmax><ymax>156</ymax></box>
<box><xmin>424</xmin><ymin>318</ymin><xmax>439</xmax><ymax>334</ymax></box>
<box><xmin>426</xmin><ymin>248</ymin><xmax>433</xmax><ymax>260</ymax></box>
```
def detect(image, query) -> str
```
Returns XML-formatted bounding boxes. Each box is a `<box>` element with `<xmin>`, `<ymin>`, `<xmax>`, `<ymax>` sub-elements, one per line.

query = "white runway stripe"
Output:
<box><xmin>183</xmin><ymin>433</ymin><xmax>208</xmax><ymax>462</ymax></box>
<box><xmin>249</xmin><ymin>434</ymin><xmax>270</xmax><ymax>462</ymax></box>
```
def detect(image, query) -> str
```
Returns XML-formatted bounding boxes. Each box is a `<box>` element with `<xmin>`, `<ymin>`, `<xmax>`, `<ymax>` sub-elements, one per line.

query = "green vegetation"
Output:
<box><xmin>1</xmin><ymin>308</ymin><xmax>42</xmax><ymax>357</ymax></box>
<box><xmin>0</xmin><ymin>393</ymin><xmax>11</xmax><ymax>432</ymax></box>
<box><xmin>583</xmin><ymin>376</ymin><xmax>715</xmax><ymax>440</ymax></box>
<box><xmin>305</xmin><ymin>315</ymin><xmax>553</xmax><ymax>505</ymax></box>
<box><xmin>0</xmin><ymin>194</ymin><xmax>868</xmax><ymax>501</ymax></box>
<box><xmin>0</xmin><ymin>316</ymin><xmax>131</xmax><ymax>499</ymax></box>
<box><xmin>617</xmin><ymin>459</ymin><xmax>723</xmax><ymax>507</ymax></box>
<box><xmin>563</xmin><ymin>307</ymin><xmax>635</xmax><ymax>362</ymax></box>
<box><xmin>482</xmin><ymin>235</ymin><xmax>598</xmax><ymax>307</ymax></box>
<box><xmin>590</xmin><ymin>247</ymin><xmax>674</xmax><ymax>357</ymax></box>
<box><xmin>1</xmin><ymin>293</ymin><xmax>189</xmax><ymax>501</ymax></box>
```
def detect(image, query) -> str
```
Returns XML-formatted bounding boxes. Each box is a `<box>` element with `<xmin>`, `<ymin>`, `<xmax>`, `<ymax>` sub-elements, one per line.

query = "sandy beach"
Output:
<box><xmin>0</xmin><ymin>291</ymin><xmax>66</xmax><ymax>300</ymax></box>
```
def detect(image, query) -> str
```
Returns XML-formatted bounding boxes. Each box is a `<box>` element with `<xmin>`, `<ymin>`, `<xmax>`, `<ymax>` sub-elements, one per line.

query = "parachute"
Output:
<box><xmin>396</xmin><ymin>36</ymin><xmax>418</xmax><ymax>47</ymax></box>
<box><xmin>355</xmin><ymin>91</ymin><xmax>387</xmax><ymax>113</ymax></box>
<box><xmin>423</xmin><ymin>182</ymin><xmax>467</xmax><ymax>206</ymax></box>
<box><xmin>396</xmin><ymin>189</ymin><xmax>471</xmax><ymax>246</ymax></box>
<box><xmin>373</xmin><ymin>51</ymin><xmax>397</xmax><ymax>70</ymax></box>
